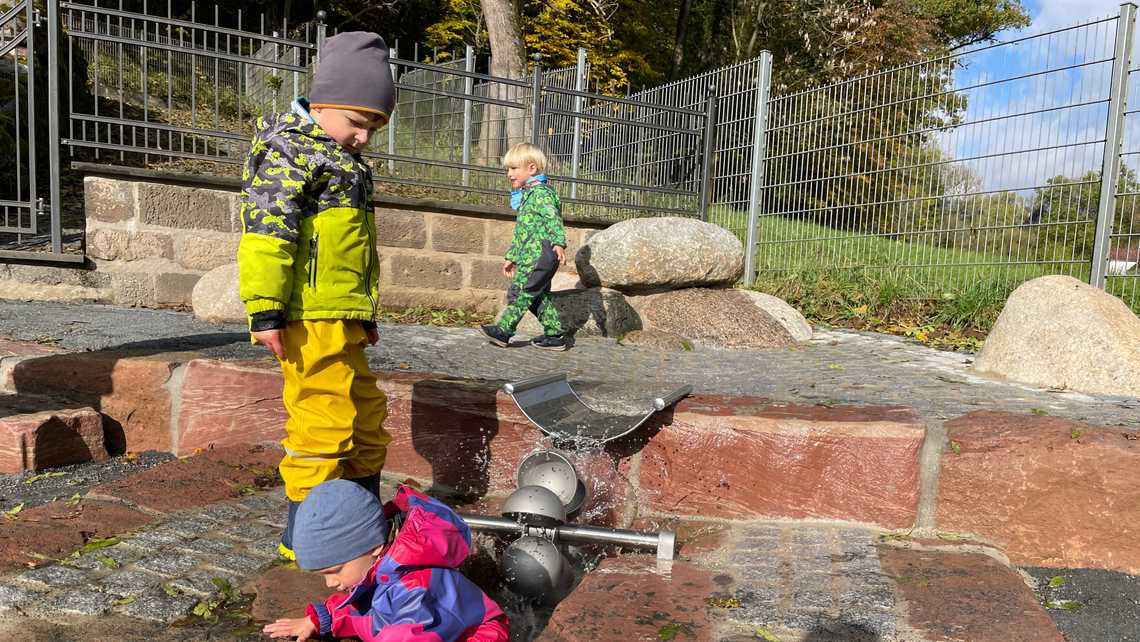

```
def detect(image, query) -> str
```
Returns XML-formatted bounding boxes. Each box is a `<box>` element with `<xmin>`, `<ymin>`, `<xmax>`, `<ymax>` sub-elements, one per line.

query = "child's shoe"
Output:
<box><xmin>481</xmin><ymin>324</ymin><xmax>512</xmax><ymax>347</ymax></box>
<box><xmin>530</xmin><ymin>334</ymin><xmax>568</xmax><ymax>351</ymax></box>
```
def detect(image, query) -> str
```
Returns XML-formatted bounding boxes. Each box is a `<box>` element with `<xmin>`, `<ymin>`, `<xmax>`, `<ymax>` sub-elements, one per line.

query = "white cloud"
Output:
<box><xmin>1026</xmin><ymin>0</ymin><xmax>1127</xmax><ymax>34</ymax></box>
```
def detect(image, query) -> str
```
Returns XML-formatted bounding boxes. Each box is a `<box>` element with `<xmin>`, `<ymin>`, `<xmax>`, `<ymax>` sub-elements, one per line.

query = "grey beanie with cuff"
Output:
<box><xmin>310</xmin><ymin>31</ymin><xmax>396</xmax><ymax>123</ymax></box>
<box><xmin>293</xmin><ymin>479</ymin><xmax>389</xmax><ymax>571</ymax></box>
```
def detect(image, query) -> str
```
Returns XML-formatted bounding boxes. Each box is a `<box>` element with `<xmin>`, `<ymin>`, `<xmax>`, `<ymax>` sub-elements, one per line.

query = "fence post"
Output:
<box><xmin>530</xmin><ymin>54</ymin><xmax>543</xmax><ymax>145</ymax></box>
<box><xmin>570</xmin><ymin>47</ymin><xmax>586</xmax><ymax>200</ymax></box>
<box><xmin>1092</xmin><ymin>3</ymin><xmax>1137</xmax><ymax>288</ymax></box>
<box><xmin>47</xmin><ymin>0</ymin><xmax>62</xmax><ymax>253</ymax></box>
<box><xmin>743</xmin><ymin>52</ymin><xmax>773</xmax><ymax>287</ymax></box>
<box><xmin>462</xmin><ymin>45</ymin><xmax>474</xmax><ymax>187</ymax></box>
<box><xmin>697</xmin><ymin>83</ymin><xmax>719</xmax><ymax>221</ymax></box>
<box><xmin>315</xmin><ymin>11</ymin><xmax>326</xmax><ymax>62</ymax></box>
<box><xmin>388</xmin><ymin>40</ymin><xmax>398</xmax><ymax>174</ymax></box>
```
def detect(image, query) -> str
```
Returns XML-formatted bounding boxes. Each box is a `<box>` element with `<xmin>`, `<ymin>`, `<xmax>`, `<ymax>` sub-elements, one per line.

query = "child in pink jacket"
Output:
<box><xmin>263</xmin><ymin>480</ymin><xmax>509</xmax><ymax>641</ymax></box>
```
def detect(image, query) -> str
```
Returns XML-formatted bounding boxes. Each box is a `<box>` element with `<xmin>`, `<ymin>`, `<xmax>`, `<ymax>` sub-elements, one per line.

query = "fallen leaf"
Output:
<box><xmin>123</xmin><ymin>452</ymin><xmax>139</xmax><ymax>463</ymax></box>
<box><xmin>25</xmin><ymin>471</ymin><xmax>67</xmax><ymax>485</ymax></box>
<box><xmin>1070</xmin><ymin>428</ymin><xmax>1084</xmax><ymax>440</ymax></box>
<box><xmin>3</xmin><ymin>503</ymin><xmax>25</xmax><ymax>519</ymax></box>
<box><xmin>397</xmin><ymin>362</ymin><xmax>411</xmax><ymax>369</ymax></box>
<box><xmin>66</xmin><ymin>492</ymin><xmax>82</xmax><ymax>507</ymax></box>
<box><xmin>112</xmin><ymin>596</ymin><xmax>137</xmax><ymax>606</ymax></box>
<box><xmin>1045</xmin><ymin>599</ymin><xmax>1081</xmax><ymax>611</ymax></box>
<box><xmin>756</xmin><ymin>628</ymin><xmax>782</xmax><ymax>642</ymax></box>
<box><xmin>949</xmin><ymin>440</ymin><xmax>962</xmax><ymax>455</ymax></box>
<box><xmin>1047</xmin><ymin>576</ymin><xmax>1066</xmax><ymax>589</ymax></box>
<box><xmin>1030</xmin><ymin>408</ymin><xmax>1048</xmax><ymax>416</ymax></box>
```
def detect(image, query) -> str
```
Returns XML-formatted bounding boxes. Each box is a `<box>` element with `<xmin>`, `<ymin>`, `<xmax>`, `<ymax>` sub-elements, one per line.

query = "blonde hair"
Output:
<box><xmin>501</xmin><ymin>143</ymin><xmax>548</xmax><ymax>173</ymax></box>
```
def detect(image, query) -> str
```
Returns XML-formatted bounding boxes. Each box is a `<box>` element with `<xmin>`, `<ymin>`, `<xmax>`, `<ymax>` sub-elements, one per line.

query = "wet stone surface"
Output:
<box><xmin>113</xmin><ymin>588</ymin><xmax>203</xmax><ymax>623</ymax></box>
<box><xmin>366</xmin><ymin>324</ymin><xmax>1140</xmax><ymax>429</ymax></box>
<box><xmin>1</xmin><ymin>489</ymin><xmax>290</xmax><ymax>625</ymax></box>
<box><xmin>701</xmin><ymin>522</ymin><xmax>897</xmax><ymax>640</ymax></box>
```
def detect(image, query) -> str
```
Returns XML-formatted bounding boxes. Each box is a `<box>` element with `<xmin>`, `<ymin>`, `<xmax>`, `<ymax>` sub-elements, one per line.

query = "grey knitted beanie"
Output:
<box><xmin>310</xmin><ymin>32</ymin><xmax>396</xmax><ymax>123</ymax></box>
<box><xmin>293</xmin><ymin>479</ymin><xmax>389</xmax><ymax>570</ymax></box>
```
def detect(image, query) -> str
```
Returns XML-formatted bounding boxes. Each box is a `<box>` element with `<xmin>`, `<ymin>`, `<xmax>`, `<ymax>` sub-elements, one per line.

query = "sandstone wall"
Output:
<box><xmin>0</xmin><ymin>169</ymin><xmax>603</xmax><ymax>315</ymax></box>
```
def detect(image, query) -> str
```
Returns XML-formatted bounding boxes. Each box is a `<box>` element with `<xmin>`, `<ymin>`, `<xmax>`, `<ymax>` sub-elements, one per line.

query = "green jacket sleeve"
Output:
<box><xmin>236</xmin><ymin>130</ymin><xmax>312</xmax><ymax>316</ymax></box>
<box><xmin>504</xmin><ymin>217</ymin><xmax>525</xmax><ymax>263</ymax></box>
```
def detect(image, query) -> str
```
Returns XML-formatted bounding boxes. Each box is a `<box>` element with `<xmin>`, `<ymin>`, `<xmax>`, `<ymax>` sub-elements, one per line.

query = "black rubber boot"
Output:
<box><xmin>347</xmin><ymin>474</ymin><xmax>381</xmax><ymax>501</ymax></box>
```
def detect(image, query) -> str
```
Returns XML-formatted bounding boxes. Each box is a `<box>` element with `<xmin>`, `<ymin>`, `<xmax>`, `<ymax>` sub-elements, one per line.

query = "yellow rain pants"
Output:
<box><xmin>278</xmin><ymin>320</ymin><xmax>390</xmax><ymax>501</ymax></box>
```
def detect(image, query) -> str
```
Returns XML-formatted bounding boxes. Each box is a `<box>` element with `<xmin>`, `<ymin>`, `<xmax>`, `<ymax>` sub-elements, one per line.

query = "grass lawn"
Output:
<box><xmin>707</xmin><ymin>209</ymin><xmax>1140</xmax><ymax>351</ymax></box>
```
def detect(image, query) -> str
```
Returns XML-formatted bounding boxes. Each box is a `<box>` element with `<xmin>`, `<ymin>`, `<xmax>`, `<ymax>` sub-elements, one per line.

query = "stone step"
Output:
<box><xmin>0</xmin><ymin>397</ymin><xmax>107</xmax><ymax>473</ymax></box>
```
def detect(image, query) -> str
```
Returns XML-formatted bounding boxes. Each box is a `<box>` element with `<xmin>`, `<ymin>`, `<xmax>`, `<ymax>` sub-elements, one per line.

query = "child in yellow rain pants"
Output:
<box><xmin>236</xmin><ymin>32</ymin><xmax>396</xmax><ymax>560</ymax></box>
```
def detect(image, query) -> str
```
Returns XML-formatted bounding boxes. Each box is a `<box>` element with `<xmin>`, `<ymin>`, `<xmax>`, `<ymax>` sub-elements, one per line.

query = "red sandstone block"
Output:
<box><xmin>176</xmin><ymin>359</ymin><xmax>287</xmax><ymax>455</ymax></box>
<box><xmin>6</xmin><ymin>352</ymin><xmax>177</xmax><ymax>453</ymax></box>
<box><xmin>879</xmin><ymin>545</ymin><xmax>1064</xmax><ymax>642</ymax></box>
<box><xmin>0</xmin><ymin>405</ymin><xmax>106</xmax><ymax>473</ymax></box>
<box><xmin>175</xmin><ymin>362</ymin><xmax>547</xmax><ymax>497</ymax></box>
<box><xmin>639</xmin><ymin>396</ymin><xmax>925</xmax><ymax>528</ymax></box>
<box><xmin>937</xmin><ymin>411</ymin><xmax>1140</xmax><ymax>574</ymax></box>
<box><xmin>380</xmin><ymin>376</ymin><xmax>545</xmax><ymax>497</ymax></box>
<box><xmin>538</xmin><ymin>556</ymin><xmax>714</xmax><ymax>642</ymax></box>
<box><xmin>92</xmin><ymin>443</ymin><xmax>281</xmax><ymax>513</ymax></box>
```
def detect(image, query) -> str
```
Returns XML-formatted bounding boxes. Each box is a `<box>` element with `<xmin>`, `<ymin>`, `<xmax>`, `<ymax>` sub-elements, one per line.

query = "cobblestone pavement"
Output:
<box><xmin>0</xmin><ymin>490</ymin><xmax>287</xmax><ymax>625</ymax></box>
<box><xmin>699</xmin><ymin>523</ymin><xmax>903</xmax><ymax>641</ymax></box>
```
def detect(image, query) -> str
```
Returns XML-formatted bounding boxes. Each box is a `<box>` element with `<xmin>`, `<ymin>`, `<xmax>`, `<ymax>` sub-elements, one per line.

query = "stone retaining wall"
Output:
<box><xmin>0</xmin><ymin>169</ymin><xmax>604</xmax><ymax>315</ymax></box>
<box><xmin>2</xmin><ymin>335</ymin><xmax>1138</xmax><ymax>574</ymax></box>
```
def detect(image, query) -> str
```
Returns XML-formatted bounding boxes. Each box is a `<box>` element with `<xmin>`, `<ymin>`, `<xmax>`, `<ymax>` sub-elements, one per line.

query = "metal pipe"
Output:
<box><xmin>458</xmin><ymin>514</ymin><xmax>675</xmax><ymax>560</ymax></box>
<box><xmin>503</xmin><ymin>373</ymin><xmax>566</xmax><ymax>395</ymax></box>
<box><xmin>653</xmin><ymin>385</ymin><xmax>692</xmax><ymax>411</ymax></box>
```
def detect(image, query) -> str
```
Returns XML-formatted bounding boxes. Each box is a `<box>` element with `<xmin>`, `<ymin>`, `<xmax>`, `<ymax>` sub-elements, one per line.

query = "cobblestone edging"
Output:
<box><xmin>0</xmin><ymin>491</ymin><xmax>287</xmax><ymax>623</ymax></box>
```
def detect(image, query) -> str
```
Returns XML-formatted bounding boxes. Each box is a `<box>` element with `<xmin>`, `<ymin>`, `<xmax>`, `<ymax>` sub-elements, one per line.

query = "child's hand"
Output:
<box><xmin>554</xmin><ymin>245</ymin><xmax>566</xmax><ymax>265</ymax></box>
<box><xmin>251</xmin><ymin>329</ymin><xmax>285</xmax><ymax>359</ymax></box>
<box><xmin>501</xmin><ymin>261</ymin><xmax>516</xmax><ymax>277</ymax></box>
<box><xmin>366</xmin><ymin>327</ymin><xmax>379</xmax><ymax>345</ymax></box>
<box><xmin>263</xmin><ymin>616</ymin><xmax>317</xmax><ymax>640</ymax></box>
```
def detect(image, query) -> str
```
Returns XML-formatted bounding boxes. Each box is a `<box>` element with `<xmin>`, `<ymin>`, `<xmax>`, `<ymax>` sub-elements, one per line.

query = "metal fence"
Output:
<box><xmin>376</xmin><ymin>51</ymin><xmax>712</xmax><ymax>220</ymax></box>
<box><xmin>748</xmin><ymin>5</ymin><xmax>1140</xmax><ymax>311</ymax></box>
<box><xmin>60</xmin><ymin>0</ymin><xmax>319</xmax><ymax>167</ymax></box>
<box><xmin>46</xmin><ymin>0</ymin><xmax>714</xmax><ymax>223</ymax></box>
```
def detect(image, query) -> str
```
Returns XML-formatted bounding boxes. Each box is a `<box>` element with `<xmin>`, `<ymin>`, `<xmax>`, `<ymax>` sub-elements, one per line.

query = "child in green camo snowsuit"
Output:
<box><xmin>481</xmin><ymin>143</ymin><xmax>568</xmax><ymax>351</ymax></box>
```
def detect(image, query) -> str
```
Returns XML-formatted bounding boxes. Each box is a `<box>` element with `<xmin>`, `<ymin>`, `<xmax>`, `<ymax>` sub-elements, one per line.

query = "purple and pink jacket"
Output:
<box><xmin>305</xmin><ymin>486</ymin><xmax>510</xmax><ymax>641</ymax></box>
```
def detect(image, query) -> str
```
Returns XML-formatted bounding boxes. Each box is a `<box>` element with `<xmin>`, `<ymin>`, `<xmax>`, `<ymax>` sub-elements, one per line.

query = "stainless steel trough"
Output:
<box><xmin>503</xmin><ymin>373</ymin><xmax>692</xmax><ymax>444</ymax></box>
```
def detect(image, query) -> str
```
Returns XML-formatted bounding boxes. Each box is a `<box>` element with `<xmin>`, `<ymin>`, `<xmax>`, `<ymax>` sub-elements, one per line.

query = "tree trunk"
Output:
<box><xmin>480</xmin><ymin>0</ymin><xmax>527</xmax><ymax>158</ymax></box>
<box><xmin>668</xmin><ymin>0</ymin><xmax>693</xmax><ymax>82</ymax></box>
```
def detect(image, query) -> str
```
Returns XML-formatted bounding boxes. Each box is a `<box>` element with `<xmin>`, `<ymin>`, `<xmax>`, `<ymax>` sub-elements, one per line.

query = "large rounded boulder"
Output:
<box><xmin>974</xmin><ymin>275</ymin><xmax>1140</xmax><ymax>397</ymax></box>
<box><xmin>192</xmin><ymin>262</ymin><xmax>245</xmax><ymax>323</ymax></box>
<box><xmin>627</xmin><ymin>288</ymin><xmax>797</xmax><ymax>350</ymax></box>
<box><xmin>576</xmin><ymin>217</ymin><xmax>743</xmax><ymax>293</ymax></box>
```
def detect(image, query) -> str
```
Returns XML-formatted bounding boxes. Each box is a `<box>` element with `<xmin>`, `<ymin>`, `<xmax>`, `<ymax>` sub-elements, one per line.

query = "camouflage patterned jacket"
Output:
<box><xmin>237</xmin><ymin>108</ymin><xmax>378</xmax><ymax>326</ymax></box>
<box><xmin>504</xmin><ymin>182</ymin><xmax>566</xmax><ymax>267</ymax></box>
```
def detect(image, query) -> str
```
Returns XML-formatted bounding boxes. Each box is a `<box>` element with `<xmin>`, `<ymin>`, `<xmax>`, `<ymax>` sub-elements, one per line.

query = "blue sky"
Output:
<box><xmin>933</xmin><ymin>0</ymin><xmax>1137</xmax><ymax>193</ymax></box>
